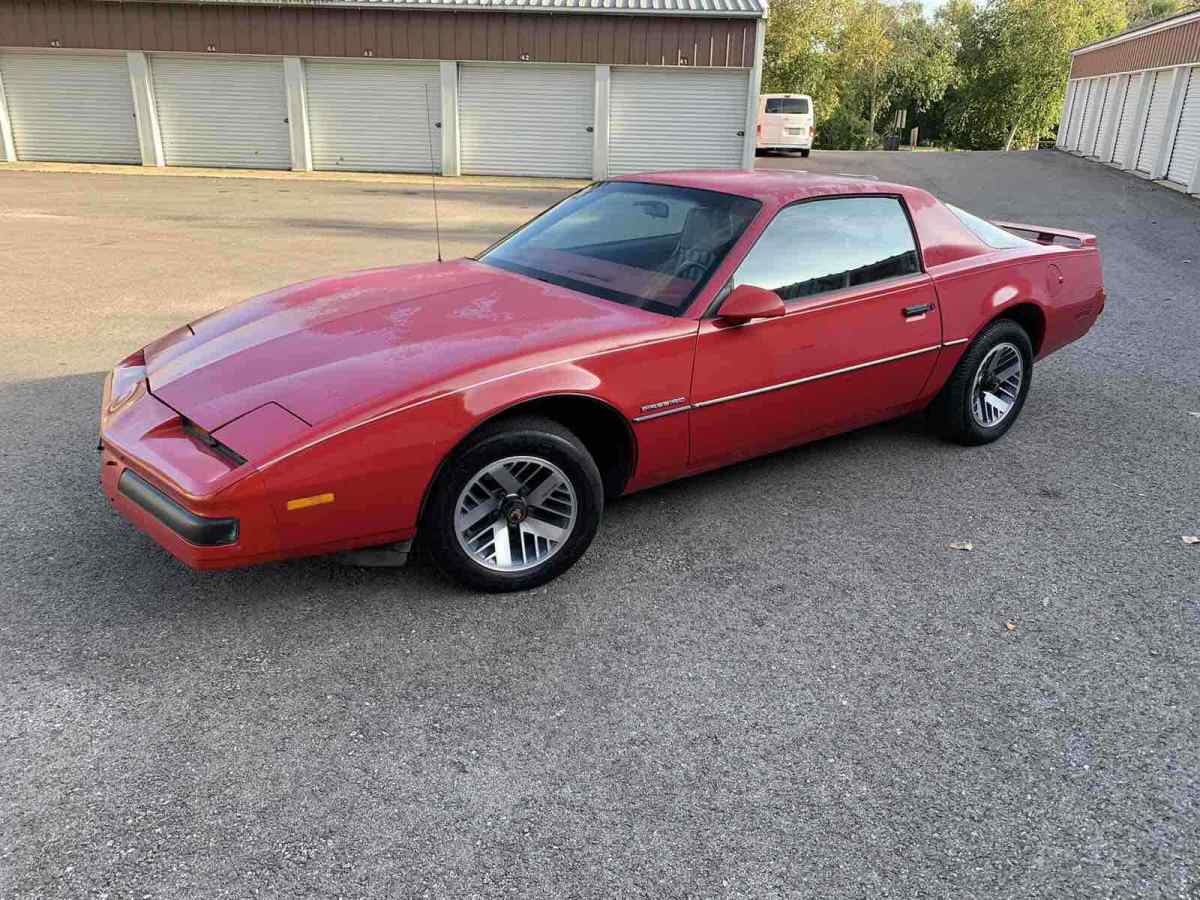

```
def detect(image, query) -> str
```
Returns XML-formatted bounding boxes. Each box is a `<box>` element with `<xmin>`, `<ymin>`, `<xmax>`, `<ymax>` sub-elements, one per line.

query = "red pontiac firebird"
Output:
<box><xmin>100</xmin><ymin>171</ymin><xmax>1105</xmax><ymax>591</ymax></box>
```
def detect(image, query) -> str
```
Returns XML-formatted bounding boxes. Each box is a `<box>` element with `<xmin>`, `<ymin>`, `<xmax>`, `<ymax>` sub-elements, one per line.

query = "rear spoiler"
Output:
<box><xmin>993</xmin><ymin>221</ymin><xmax>1097</xmax><ymax>249</ymax></box>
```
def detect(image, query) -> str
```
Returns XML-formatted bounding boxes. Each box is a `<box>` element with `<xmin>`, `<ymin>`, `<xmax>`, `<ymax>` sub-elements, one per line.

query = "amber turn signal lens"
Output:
<box><xmin>286</xmin><ymin>493</ymin><xmax>335</xmax><ymax>511</ymax></box>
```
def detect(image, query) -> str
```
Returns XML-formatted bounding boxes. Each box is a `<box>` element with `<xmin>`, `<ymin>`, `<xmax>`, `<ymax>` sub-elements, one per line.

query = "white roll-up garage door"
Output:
<box><xmin>1165</xmin><ymin>67</ymin><xmax>1200</xmax><ymax>187</ymax></box>
<box><xmin>0</xmin><ymin>52</ymin><xmax>139</xmax><ymax>164</ymax></box>
<box><xmin>1078</xmin><ymin>80</ymin><xmax>1103</xmax><ymax>153</ymax></box>
<box><xmin>1059</xmin><ymin>82</ymin><xmax>1080</xmax><ymax>148</ymax></box>
<box><xmin>151</xmin><ymin>56</ymin><xmax>290</xmax><ymax>169</ymax></box>
<box><xmin>608</xmin><ymin>68</ymin><xmax>748</xmax><ymax>175</ymax></box>
<box><xmin>1136</xmin><ymin>70</ymin><xmax>1172</xmax><ymax>174</ymax></box>
<box><xmin>1067</xmin><ymin>80</ymin><xmax>1089</xmax><ymax>151</ymax></box>
<box><xmin>1088</xmin><ymin>76</ymin><xmax>1117</xmax><ymax>157</ymax></box>
<box><xmin>1111</xmin><ymin>74</ymin><xmax>1142</xmax><ymax>164</ymax></box>
<box><xmin>305</xmin><ymin>61</ymin><xmax>441</xmax><ymax>173</ymax></box>
<box><xmin>458</xmin><ymin>65</ymin><xmax>593</xmax><ymax>178</ymax></box>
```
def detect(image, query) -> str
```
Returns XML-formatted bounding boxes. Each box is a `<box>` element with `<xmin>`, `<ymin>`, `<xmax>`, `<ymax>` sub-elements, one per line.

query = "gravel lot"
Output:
<box><xmin>1</xmin><ymin>151</ymin><xmax>1198</xmax><ymax>898</ymax></box>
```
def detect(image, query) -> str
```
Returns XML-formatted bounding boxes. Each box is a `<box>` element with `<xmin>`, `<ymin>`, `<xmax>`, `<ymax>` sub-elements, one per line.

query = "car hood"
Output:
<box><xmin>145</xmin><ymin>259</ymin><xmax>681</xmax><ymax>434</ymax></box>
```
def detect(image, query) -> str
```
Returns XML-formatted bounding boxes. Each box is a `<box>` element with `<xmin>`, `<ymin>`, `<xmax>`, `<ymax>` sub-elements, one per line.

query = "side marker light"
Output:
<box><xmin>287</xmin><ymin>493</ymin><xmax>335</xmax><ymax>511</ymax></box>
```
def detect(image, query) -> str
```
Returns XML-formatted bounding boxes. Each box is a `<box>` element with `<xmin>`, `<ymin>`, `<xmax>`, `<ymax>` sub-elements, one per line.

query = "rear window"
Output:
<box><xmin>946</xmin><ymin>204</ymin><xmax>1030</xmax><ymax>249</ymax></box>
<box><xmin>765</xmin><ymin>97</ymin><xmax>810</xmax><ymax>115</ymax></box>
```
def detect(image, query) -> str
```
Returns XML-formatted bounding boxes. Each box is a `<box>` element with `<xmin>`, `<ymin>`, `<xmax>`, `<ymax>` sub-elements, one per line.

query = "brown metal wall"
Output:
<box><xmin>1071</xmin><ymin>17</ymin><xmax>1200</xmax><ymax>77</ymax></box>
<box><xmin>0</xmin><ymin>0</ymin><xmax>756</xmax><ymax>66</ymax></box>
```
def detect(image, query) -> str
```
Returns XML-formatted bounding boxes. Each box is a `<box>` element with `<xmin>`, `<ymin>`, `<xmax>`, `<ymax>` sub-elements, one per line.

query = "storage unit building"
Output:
<box><xmin>0</xmin><ymin>0</ymin><xmax>766</xmax><ymax>180</ymax></box>
<box><xmin>1059</xmin><ymin>9</ymin><xmax>1200</xmax><ymax>197</ymax></box>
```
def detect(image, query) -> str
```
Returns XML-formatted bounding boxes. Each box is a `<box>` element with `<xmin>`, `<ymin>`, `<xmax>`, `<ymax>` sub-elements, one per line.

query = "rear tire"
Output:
<box><xmin>423</xmin><ymin>416</ymin><xmax>604</xmax><ymax>592</ymax></box>
<box><xmin>800</xmin><ymin>149</ymin><xmax>811</xmax><ymax>158</ymax></box>
<box><xmin>929</xmin><ymin>319</ymin><xmax>1033</xmax><ymax>446</ymax></box>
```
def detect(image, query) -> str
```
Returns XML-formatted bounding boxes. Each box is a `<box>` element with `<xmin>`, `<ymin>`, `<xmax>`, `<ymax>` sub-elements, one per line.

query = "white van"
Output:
<box><xmin>756</xmin><ymin>94</ymin><xmax>814</xmax><ymax>156</ymax></box>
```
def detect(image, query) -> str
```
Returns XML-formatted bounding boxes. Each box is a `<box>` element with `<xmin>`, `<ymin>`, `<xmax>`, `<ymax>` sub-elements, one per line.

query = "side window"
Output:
<box><xmin>732</xmin><ymin>197</ymin><xmax>921</xmax><ymax>301</ymax></box>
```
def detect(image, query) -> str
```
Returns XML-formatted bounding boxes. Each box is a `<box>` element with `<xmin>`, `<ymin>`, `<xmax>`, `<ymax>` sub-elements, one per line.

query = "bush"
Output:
<box><xmin>817</xmin><ymin>108</ymin><xmax>875</xmax><ymax>150</ymax></box>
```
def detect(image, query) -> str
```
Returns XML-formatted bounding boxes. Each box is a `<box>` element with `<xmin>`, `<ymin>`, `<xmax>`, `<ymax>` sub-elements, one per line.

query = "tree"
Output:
<box><xmin>763</xmin><ymin>0</ymin><xmax>956</xmax><ymax>146</ymax></box>
<box><xmin>944</xmin><ymin>0</ymin><xmax>1126</xmax><ymax>149</ymax></box>
<box><xmin>1127</xmin><ymin>0</ymin><xmax>1200</xmax><ymax>27</ymax></box>
<box><xmin>760</xmin><ymin>0</ymin><xmax>1134</xmax><ymax>151</ymax></box>
<box><xmin>761</xmin><ymin>0</ymin><xmax>855</xmax><ymax>128</ymax></box>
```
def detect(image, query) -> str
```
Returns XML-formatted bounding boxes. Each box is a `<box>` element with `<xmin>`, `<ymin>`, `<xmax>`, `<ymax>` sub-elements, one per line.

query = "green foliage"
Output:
<box><xmin>1127</xmin><ymin>0</ymin><xmax>1200</xmax><ymax>28</ymax></box>
<box><xmin>762</xmin><ymin>0</ymin><xmax>1144</xmax><ymax>150</ymax></box>
<box><xmin>942</xmin><ymin>0</ymin><xmax>1126</xmax><ymax>150</ymax></box>
<box><xmin>817</xmin><ymin>106</ymin><xmax>876</xmax><ymax>150</ymax></box>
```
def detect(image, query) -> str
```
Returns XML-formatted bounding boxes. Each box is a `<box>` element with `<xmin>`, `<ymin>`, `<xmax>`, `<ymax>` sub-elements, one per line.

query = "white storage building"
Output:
<box><xmin>0</xmin><ymin>0</ymin><xmax>766</xmax><ymax>179</ymax></box>
<box><xmin>1059</xmin><ymin>10</ymin><xmax>1200</xmax><ymax>198</ymax></box>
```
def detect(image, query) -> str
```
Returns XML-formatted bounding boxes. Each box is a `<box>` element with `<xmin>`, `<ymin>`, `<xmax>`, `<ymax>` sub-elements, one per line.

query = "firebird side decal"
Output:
<box><xmin>640</xmin><ymin>397</ymin><xmax>688</xmax><ymax>413</ymax></box>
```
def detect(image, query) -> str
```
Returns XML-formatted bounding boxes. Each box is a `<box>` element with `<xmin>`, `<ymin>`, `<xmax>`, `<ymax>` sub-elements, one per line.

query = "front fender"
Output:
<box><xmin>256</xmin><ymin>331</ymin><xmax>696</xmax><ymax>551</ymax></box>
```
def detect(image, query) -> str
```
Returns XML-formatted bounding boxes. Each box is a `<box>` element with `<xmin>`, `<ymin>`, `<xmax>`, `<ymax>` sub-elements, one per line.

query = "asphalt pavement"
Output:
<box><xmin>1</xmin><ymin>151</ymin><xmax>1197</xmax><ymax>897</ymax></box>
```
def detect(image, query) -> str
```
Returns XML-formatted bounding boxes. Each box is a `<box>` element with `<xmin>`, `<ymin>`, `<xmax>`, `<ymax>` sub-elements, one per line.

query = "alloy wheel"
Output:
<box><xmin>969</xmin><ymin>342</ymin><xmax>1024</xmax><ymax>428</ymax></box>
<box><xmin>454</xmin><ymin>455</ymin><xmax>578</xmax><ymax>572</ymax></box>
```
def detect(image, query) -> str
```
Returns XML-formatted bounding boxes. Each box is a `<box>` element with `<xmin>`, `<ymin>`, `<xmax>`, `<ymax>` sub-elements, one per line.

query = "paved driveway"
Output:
<box><xmin>1</xmin><ymin>152</ymin><xmax>1197</xmax><ymax>897</ymax></box>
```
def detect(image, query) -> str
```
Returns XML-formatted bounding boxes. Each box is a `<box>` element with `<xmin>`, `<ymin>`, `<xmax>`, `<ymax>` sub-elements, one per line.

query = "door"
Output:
<box><xmin>151</xmin><ymin>56</ymin><xmax>290</xmax><ymax>169</ymax></box>
<box><xmin>1136</xmin><ymin>70</ymin><xmax>1172</xmax><ymax>174</ymax></box>
<box><xmin>0</xmin><ymin>52</ymin><xmax>139</xmax><ymax>163</ymax></box>
<box><xmin>1069</xmin><ymin>80</ymin><xmax>1093</xmax><ymax>151</ymax></box>
<box><xmin>1067</xmin><ymin>81</ymin><xmax>1089</xmax><ymax>150</ymax></box>
<box><xmin>1166</xmin><ymin>67</ymin><xmax>1200</xmax><ymax>186</ymax></box>
<box><xmin>609</xmin><ymin>68</ymin><xmax>748</xmax><ymax>174</ymax></box>
<box><xmin>1060</xmin><ymin>81</ymin><xmax>1080</xmax><ymax>148</ymax></box>
<box><xmin>1088</xmin><ymin>77</ymin><xmax>1115</xmax><ymax>157</ymax></box>
<box><xmin>1079</xmin><ymin>79</ymin><xmax>1104</xmax><ymax>154</ymax></box>
<box><xmin>689</xmin><ymin>196</ymin><xmax>941</xmax><ymax>469</ymax></box>
<box><xmin>1111</xmin><ymin>74</ymin><xmax>1142</xmax><ymax>164</ymax></box>
<box><xmin>305</xmin><ymin>60</ymin><xmax>441</xmax><ymax>173</ymax></box>
<box><xmin>458</xmin><ymin>65</ymin><xmax>593</xmax><ymax>178</ymax></box>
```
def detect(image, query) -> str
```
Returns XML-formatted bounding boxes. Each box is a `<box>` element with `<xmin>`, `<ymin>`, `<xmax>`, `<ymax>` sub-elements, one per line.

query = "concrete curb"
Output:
<box><xmin>0</xmin><ymin>161</ymin><xmax>590</xmax><ymax>191</ymax></box>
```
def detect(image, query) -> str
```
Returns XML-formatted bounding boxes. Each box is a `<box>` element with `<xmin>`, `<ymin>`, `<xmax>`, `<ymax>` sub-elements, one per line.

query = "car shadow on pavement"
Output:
<box><xmin>2</xmin><ymin>370</ymin><xmax>941</xmax><ymax>622</ymax></box>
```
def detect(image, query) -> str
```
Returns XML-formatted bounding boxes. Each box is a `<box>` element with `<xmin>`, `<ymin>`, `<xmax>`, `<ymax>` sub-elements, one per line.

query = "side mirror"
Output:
<box><xmin>716</xmin><ymin>284</ymin><xmax>786</xmax><ymax>325</ymax></box>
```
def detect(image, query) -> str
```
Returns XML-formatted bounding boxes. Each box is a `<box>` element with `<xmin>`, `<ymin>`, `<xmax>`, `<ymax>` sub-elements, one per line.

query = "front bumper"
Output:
<box><xmin>99</xmin><ymin>371</ymin><xmax>279</xmax><ymax>570</ymax></box>
<box><xmin>117</xmin><ymin>469</ymin><xmax>240</xmax><ymax>547</ymax></box>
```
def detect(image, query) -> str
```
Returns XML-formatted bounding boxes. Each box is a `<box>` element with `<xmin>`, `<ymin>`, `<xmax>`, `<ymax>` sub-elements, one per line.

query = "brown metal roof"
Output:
<box><xmin>1072</xmin><ymin>8</ymin><xmax>1200</xmax><ymax>54</ymax></box>
<box><xmin>94</xmin><ymin>0</ymin><xmax>768</xmax><ymax>16</ymax></box>
<box><xmin>1070</xmin><ymin>9</ymin><xmax>1200</xmax><ymax>78</ymax></box>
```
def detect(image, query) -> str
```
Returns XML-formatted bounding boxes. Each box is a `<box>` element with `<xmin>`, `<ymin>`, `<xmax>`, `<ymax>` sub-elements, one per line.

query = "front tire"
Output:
<box><xmin>423</xmin><ymin>416</ymin><xmax>604</xmax><ymax>592</ymax></box>
<box><xmin>929</xmin><ymin>319</ymin><xmax>1033</xmax><ymax>445</ymax></box>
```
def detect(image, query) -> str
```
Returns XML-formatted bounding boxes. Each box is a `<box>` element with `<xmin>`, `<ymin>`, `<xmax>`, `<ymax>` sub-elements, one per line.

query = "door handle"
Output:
<box><xmin>903</xmin><ymin>303</ymin><xmax>934</xmax><ymax>318</ymax></box>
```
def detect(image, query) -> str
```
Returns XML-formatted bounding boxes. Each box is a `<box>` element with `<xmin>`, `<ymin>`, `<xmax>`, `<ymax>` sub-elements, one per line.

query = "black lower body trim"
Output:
<box><xmin>118</xmin><ymin>469</ymin><xmax>239</xmax><ymax>546</ymax></box>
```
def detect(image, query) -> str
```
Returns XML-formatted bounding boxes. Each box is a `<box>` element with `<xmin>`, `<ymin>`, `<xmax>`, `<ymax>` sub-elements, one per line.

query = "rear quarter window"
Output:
<box><xmin>946</xmin><ymin>204</ymin><xmax>1031</xmax><ymax>249</ymax></box>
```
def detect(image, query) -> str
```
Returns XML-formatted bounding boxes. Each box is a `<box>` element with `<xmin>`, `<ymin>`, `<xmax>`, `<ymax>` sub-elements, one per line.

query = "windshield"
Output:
<box><xmin>945</xmin><ymin>203</ymin><xmax>1031</xmax><ymax>249</ymax></box>
<box><xmin>478</xmin><ymin>181</ymin><xmax>761</xmax><ymax>317</ymax></box>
